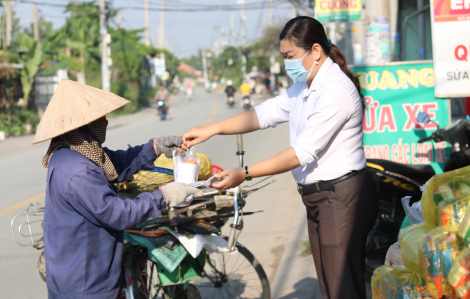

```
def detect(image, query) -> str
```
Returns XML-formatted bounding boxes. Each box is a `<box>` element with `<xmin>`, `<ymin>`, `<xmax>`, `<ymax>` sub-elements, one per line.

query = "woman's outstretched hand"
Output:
<box><xmin>212</xmin><ymin>167</ymin><xmax>245</xmax><ymax>190</ymax></box>
<box><xmin>182</xmin><ymin>125</ymin><xmax>217</xmax><ymax>148</ymax></box>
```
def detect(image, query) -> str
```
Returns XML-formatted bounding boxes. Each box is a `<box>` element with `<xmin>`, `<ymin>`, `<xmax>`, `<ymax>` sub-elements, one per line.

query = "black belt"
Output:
<box><xmin>297</xmin><ymin>170</ymin><xmax>360</xmax><ymax>196</ymax></box>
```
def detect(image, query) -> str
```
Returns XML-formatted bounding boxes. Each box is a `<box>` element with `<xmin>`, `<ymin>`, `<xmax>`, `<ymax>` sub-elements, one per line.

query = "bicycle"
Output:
<box><xmin>12</xmin><ymin>134</ymin><xmax>273</xmax><ymax>299</ymax></box>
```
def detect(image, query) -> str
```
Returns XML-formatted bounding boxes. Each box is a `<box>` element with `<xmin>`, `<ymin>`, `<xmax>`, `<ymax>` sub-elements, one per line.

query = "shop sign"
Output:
<box><xmin>351</xmin><ymin>61</ymin><xmax>451</xmax><ymax>169</ymax></box>
<box><xmin>430</xmin><ymin>0</ymin><xmax>470</xmax><ymax>98</ymax></box>
<box><xmin>315</xmin><ymin>0</ymin><xmax>361</xmax><ymax>21</ymax></box>
<box><xmin>154</xmin><ymin>57</ymin><xmax>166</xmax><ymax>77</ymax></box>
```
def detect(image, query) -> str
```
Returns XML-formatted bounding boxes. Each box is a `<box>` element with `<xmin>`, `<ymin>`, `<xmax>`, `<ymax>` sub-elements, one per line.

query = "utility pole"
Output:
<box><xmin>32</xmin><ymin>3</ymin><xmax>39</xmax><ymax>41</ymax></box>
<box><xmin>230</xmin><ymin>11</ymin><xmax>235</xmax><ymax>46</ymax></box>
<box><xmin>291</xmin><ymin>4</ymin><xmax>296</xmax><ymax>19</ymax></box>
<box><xmin>237</xmin><ymin>0</ymin><xmax>246</xmax><ymax>47</ymax></box>
<box><xmin>268</xmin><ymin>0</ymin><xmax>273</xmax><ymax>26</ymax></box>
<box><xmin>159</xmin><ymin>0</ymin><xmax>165</xmax><ymax>48</ymax></box>
<box><xmin>100</xmin><ymin>0</ymin><xmax>111</xmax><ymax>92</ymax></box>
<box><xmin>201</xmin><ymin>48</ymin><xmax>209</xmax><ymax>89</ymax></box>
<box><xmin>0</xmin><ymin>13</ymin><xmax>3</xmax><ymax>49</ymax></box>
<box><xmin>5</xmin><ymin>0</ymin><xmax>12</xmax><ymax>47</ymax></box>
<box><xmin>117</xmin><ymin>11</ymin><xmax>122</xmax><ymax>29</ymax></box>
<box><xmin>365</xmin><ymin>0</ymin><xmax>391</xmax><ymax>64</ymax></box>
<box><xmin>144</xmin><ymin>0</ymin><xmax>150</xmax><ymax>46</ymax></box>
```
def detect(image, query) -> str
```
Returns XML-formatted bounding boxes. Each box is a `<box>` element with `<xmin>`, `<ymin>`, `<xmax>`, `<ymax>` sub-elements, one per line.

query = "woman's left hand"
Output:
<box><xmin>212</xmin><ymin>167</ymin><xmax>245</xmax><ymax>190</ymax></box>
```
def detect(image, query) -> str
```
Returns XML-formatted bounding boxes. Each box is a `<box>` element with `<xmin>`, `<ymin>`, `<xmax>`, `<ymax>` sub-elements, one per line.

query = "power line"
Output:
<box><xmin>19</xmin><ymin>0</ymin><xmax>285</xmax><ymax>12</ymax></box>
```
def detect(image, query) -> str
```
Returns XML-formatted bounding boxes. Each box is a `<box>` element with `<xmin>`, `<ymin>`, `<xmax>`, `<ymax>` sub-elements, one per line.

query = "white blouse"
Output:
<box><xmin>254</xmin><ymin>57</ymin><xmax>366</xmax><ymax>185</ymax></box>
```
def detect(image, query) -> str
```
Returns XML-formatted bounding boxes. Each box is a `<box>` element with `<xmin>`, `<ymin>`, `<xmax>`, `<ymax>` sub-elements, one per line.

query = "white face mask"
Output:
<box><xmin>283</xmin><ymin>50</ymin><xmax>315</xmax><ymax>82</ymax></box>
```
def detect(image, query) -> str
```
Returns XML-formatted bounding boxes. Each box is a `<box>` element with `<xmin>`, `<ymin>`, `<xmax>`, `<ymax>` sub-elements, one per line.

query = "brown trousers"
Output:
<box><xmin>302</xmin><ymin>169</ymin><xmax>378</xmax><ymax>299</ymax></box>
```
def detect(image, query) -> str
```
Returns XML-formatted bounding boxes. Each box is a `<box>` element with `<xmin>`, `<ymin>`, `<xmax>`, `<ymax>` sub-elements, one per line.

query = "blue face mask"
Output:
<box><xmin>284</xmin><ymin>50</ymin><xmax>315</xmax><ymax>82</ymax></box>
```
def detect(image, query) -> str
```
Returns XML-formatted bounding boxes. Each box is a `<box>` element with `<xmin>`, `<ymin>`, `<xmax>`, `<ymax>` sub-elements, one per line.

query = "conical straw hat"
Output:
<box><xmin>33</xmin><ymin>79</ymin><xmax>130</xmax><ymax>144</ymax></box>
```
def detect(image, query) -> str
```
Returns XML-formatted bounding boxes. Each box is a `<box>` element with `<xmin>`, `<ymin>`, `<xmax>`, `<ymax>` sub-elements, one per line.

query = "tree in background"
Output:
<box><xmin>46</xmin><ymin>2</ymin><xmax>101</xmax><ymax>85</ymax></box>
<box><xmin>15</xmin><ymin>33</ymin><xmax>45</xmax><ymax>108</ymax></box>
<box><xmin>23</xmin><ymin>12</ymin><xmax>53</xmax><ymax>43</ymax></box>
<box><xmin>210</xmin><ymin>46</ymin><xmax>244</xmax><ymax>86</ymax></box>
<box><xmin>0</xmin><ymin>0</ymin><xmax>184</xmax><ymax>137</ymax></box>
<box><xmin>181</xmin><ymin>54</ymin><xmax>203</xmax><ymax>72</ymax></box>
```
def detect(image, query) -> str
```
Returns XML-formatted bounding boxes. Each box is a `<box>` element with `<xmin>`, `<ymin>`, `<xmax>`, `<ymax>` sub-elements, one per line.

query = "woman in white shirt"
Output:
<box><xmin>182</xmin><ymin>16</ymin><xmax>378</xmax><ymax>299</ymax></box>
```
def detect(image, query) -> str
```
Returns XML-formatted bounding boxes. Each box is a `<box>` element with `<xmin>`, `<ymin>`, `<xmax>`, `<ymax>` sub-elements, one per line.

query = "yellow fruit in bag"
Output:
<box><xmin>116</xmin><ymin>153</ymin><xmax>212</xmax><ymax>194</ymax></box>
<box><xmin>399</xmin><ymin>223</ymin><xmax>434</xmax><ymax>273</ymax></box>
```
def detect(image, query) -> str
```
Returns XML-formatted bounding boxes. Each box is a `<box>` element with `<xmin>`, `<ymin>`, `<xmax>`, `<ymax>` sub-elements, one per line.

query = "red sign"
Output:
<box><xmin>434</xmin><ymin>0</ymin><xmax>470</xmax><ymax>22</ymax></box>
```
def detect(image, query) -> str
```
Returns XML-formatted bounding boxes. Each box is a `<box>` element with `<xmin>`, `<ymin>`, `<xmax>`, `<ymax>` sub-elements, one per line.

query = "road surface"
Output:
<box><xmin>0</xmin><ymin>88</ymin><xmax>324</xmax><ymax>298</ymax></box>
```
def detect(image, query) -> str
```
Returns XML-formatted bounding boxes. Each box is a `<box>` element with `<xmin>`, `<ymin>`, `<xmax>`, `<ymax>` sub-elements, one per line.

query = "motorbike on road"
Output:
<box><xmin>365</xmin><ymin>112</ymin><xmax>470</xmax><ymax>271</ymax></box>
<box><xmin>242</xmin><ymin>95</ymin><xmax>251</xmax><ymax>110</ymax></box>
<box><xmin>11</xmin><ymin>135</ymin><xmax>273</xmax><ymax>299</ymax></box>
<box><xmin>225</xmin><ymin>84</ymin><xmax>236</xmax><ymax>108</ymax></box>
<box><xmin>226</xmin><ymin>96</ymin><xmax>235</xmax><ymax>107</ymax></box>
<box><xmin>157</xmin><ymin>100</ymin><xmax>167</xmax><ymax>120</ymax></box>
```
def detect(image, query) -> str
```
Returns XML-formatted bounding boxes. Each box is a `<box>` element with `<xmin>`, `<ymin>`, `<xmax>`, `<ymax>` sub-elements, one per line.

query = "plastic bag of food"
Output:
<box><xmin>419</xmin><ymin>227</ymin><xmax>462</xmax><ymax>298</ymax></box>
<box><xmin>371</xmin><ymin>265</ymin><xmax>431</xmax><ymax>299</ymax></box>
<box><xmin>116</xmin><ymin>152</ymin><xmax>212</xmax><ymax>194</ymax></box>
<box><xmin>449</xmin><ymin>247</ymin><xmax>470</xmax><ymax>299</ymax></box>
<box><xmin>402</xmin><ymin>197</ymin><xmax>425</xmax><ymax>224</ymax></box>
<box><xmin>399</xmin><ymin>223</ymin><xmax>434</xmax><ymax>273</ymax></box>
<box><xmin>422</xmin><ymin>165</ymin><xmax>470</xmax><ymax>226</ymax></box>
<box><xmin>438</xmin><ymin>194</ymin><xmax>470</xmax><ymax>229</ymax></box>
<box><xmin>173</xmin><ymin>147</ymin><xmax>201</xmax><ymax>184</ymax></box>
<box><xmin>458</xmin><ymin>208</ymin><xmax>470</xmax><ymax>246</ymax></box>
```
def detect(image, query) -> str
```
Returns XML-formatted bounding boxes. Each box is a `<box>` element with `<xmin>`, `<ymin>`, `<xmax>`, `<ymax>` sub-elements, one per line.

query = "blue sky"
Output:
<box><xmin>15</xmin><ymin>0</ymin><xmax>295</xmax><ymax>58</ymax></box>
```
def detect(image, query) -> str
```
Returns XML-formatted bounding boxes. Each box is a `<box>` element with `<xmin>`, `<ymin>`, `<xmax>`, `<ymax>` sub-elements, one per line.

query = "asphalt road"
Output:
<box><xmin>0</xmin><ymin>88</ymin><xmax>322</xmax><ymax>298</ymax></box>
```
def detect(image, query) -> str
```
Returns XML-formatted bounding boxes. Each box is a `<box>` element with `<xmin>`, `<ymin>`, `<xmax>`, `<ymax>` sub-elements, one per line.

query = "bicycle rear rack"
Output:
<box><xmin>11</xmin><ymin>204</ymin><xmax>44</xmax><ymax>248</ymax></box>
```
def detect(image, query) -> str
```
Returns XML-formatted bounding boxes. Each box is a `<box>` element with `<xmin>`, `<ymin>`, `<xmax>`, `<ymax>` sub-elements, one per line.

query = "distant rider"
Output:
<box><xmin>186</xmin><ymin>82</ymin><xmax>193</xmax><ymax>100</ymax></box>
<box><xmin>154</xmin><ymin>84</ymin><xmax>170</xmax><ymax>115</ymax></box>
<box><xmin>239</xmin><ymin>80</ymin><xmax>254</xmax><ymax>107</ymax></box>
<box><xmin>224</xmin><ymin>80</ymin><xmax>236</xmax><ymax>104</ymax></box>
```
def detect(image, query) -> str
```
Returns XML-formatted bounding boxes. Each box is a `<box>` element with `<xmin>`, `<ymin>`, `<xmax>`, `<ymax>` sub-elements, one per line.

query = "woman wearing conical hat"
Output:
<box><xmin>34</xmin><ymin>79</ymin><xmax>202</xmax><ymax>299</ymax></box>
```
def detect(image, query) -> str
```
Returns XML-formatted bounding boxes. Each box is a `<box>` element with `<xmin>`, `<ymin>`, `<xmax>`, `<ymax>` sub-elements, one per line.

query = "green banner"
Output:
<box><xmin>351</xmin><ymin>62</ymin><xmax>451</xmax><ymax>171</ymax></box>
<box><xmin>317</xmin><ymin>11</ymin><xmax>360</xmax><ymax>21</ymax></box>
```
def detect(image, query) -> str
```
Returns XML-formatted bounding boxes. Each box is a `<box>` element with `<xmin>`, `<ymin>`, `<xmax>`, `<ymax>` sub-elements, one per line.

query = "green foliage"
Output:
<box><xmin>110</xmin><ymin>82</ymin><xmax>139</xmax><ymax>115</ymax></box>
<box><xmin>109</xmin><ymin>29</ymin><xmax>146</xmax><ymax>82</ymax></box>
<box><xmin>46</xmin><ymin>1</ymin><xmax>101</xmax><ymax>78</ymax></box>
<box><xmin>16</xmin><ymin>34</ymin><xmax>45</xmax><ymax>107</ymax></box>
<box><xmin>298</xmin><ymin>238</ymin><xmax>312</xmax><ymax>257</ymax></box>
<box><xmin>211</xmin><ymin>46</ymin><xmax>244</xmax><ymax>85</ymax></box>
<box><xmin>0</xmin><ymin>107</ymin><xmax>39</xmax><ymax>136</ymax></box>
<box><xmin>181</xmin><ymin>54</ymin><xmax>203</xmax><ymax>72</ymax></box>
<box><xmin>23</xmin><ymin>14</ymin><xmax>54</xmax><ymax>43</ymax></box>
<box><xmin>138</xmin><ymin>87</ymin><xmax>158</xmax><ymax>107</ymax></box>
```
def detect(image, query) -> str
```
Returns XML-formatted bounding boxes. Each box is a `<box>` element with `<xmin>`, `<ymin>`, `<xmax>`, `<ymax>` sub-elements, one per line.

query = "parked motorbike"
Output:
<box><xmin>242</xmin><ymin>95</ymin><xmax>251</xmax><ymax>110</ymax></box>
<box><xmin>365</xmin><ymin>112</ymin><xmax>470</xmax><ymax>271</ymax></box>
<box><xmin>157</xmin><ymin>100</ymin><xmax>167</xmax><ymax>120</ymax></box>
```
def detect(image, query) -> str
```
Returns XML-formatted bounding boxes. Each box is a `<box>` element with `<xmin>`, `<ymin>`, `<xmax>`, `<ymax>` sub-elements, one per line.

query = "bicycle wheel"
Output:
<box><xmin>192</xmin><ymin>238</ymin><xmax>271</xmax><ymax>299</ymax></box>
<box><xmin>126</xmin><ymin>248</ymin><xmax>187</xmax><ymax>299</ymax></box>
<box><xmin>126</xmin><ymin>239</ymin><xmax>271</xmax><ymax>299</ymax></box>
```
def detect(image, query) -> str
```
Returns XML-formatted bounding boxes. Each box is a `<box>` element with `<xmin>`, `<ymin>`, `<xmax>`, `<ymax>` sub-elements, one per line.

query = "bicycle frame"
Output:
<box><xmin>11</xmin><ymin>204</ymin><xmax>44</xmax><ymax>248</ymax></box>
